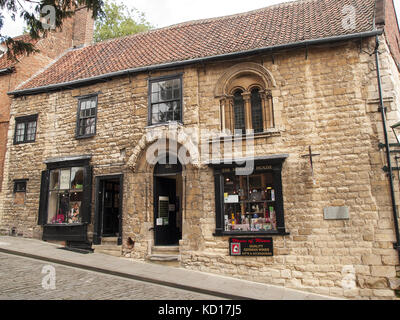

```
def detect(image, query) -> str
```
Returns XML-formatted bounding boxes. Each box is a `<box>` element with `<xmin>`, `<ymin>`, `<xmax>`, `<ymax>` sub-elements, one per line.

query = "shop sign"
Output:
<box><xmin>229</xmin><ymin>238</ymin><xmax>273</xmax><ymax>257</ymax></box>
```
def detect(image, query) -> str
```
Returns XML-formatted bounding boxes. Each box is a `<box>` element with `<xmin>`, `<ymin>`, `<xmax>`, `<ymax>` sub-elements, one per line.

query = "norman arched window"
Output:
<box><xmin>215</xmin><ymin>63</ymin><xmax>276</xmax><ymax>135</ymax></box>
<box><xmin>251</xmin><ymin>88</ymin><xmax>263</xmax><ymax>134</ymax></box>
<box><xmin>233</xmin><ymin>89</ymin><xmax>246</xmax><ymax>133</ymax></box>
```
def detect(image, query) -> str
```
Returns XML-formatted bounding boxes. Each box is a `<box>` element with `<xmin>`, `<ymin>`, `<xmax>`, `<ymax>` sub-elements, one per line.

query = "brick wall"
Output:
<box><xmin>376</xmin><ymin>0</ymin><xmax>400</xmax><ymax>68</ymax></box>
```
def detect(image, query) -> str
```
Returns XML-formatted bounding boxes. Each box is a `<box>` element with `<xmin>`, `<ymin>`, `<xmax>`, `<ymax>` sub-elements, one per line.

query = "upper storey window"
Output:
<box><xmin>215</xmin><ymin>63</ymin><xmax>276</xmax><ymax>135</ymax></box>
<box><xmin>149</xmin><ymin>75</ymin><xmax>182</xmax><ymax>125</ymax></box>
<box><xmin>76</xmin><ymin>95</ymin><xmax>98</xmax><ymax>139</ymax></box>
<box><xmin>14</xmin><ymin>114</ymin><xmax>38</xmax><ymax>145</ymax></box>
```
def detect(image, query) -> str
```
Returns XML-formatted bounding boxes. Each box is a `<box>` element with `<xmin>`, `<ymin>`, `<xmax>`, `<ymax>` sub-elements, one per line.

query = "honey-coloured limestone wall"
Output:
<box><xmin>0</xmin><ymin>35</ymin><xmax>399</xmax><ymax>299</ymax></box>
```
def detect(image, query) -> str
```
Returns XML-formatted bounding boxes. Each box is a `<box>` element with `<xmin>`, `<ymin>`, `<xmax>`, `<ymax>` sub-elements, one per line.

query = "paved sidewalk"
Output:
<box><xmin>0</xmin><ymin>236</ymin><xmax>337</xmax><ymax>300</ymax></box>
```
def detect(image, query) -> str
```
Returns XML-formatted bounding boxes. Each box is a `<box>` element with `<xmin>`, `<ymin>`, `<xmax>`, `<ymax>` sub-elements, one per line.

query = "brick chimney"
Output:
<box><xmin>72</xmin><ymin>6</ymin><xmax>95</xmax><ymax>48</ymax></box>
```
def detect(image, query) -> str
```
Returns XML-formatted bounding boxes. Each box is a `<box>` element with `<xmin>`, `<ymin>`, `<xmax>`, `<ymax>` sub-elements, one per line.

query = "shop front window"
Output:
<box><xmin>212</xmin><ymin>157</ymin><xmax>288</xmax><ymax>236</ymax></box>
<box><xmin>223</xmin><ymin>171</ymin><xmax>277</xmax><ymax>233</ymax></box>
<box><xmin>47</xmin><ymin>167</ymin><xmax>84</xmax><ymax>225</ymax></box>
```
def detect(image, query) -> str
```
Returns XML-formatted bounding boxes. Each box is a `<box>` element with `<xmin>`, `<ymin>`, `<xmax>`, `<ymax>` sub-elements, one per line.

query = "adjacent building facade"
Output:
<box><xmin>0</xmin><ymin>6</ymin><xmax>94</xmax><ymax>192</ymax></box>
<box><xmin>1</xmin><ymin>0</ymin><xmax>400</xmax><ymax>299</ymax></box>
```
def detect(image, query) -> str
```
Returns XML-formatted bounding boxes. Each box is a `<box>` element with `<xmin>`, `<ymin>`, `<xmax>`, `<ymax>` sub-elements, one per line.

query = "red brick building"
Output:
<box><xmin>0</xmin><ymin>6</ymin><xmax>94</xmax><ymax>191</ymax></box>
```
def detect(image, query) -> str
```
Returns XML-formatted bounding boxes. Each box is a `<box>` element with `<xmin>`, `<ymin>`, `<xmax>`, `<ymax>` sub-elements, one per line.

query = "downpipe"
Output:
<box><xmin>375</xmin><ymin>35</ymin><xmax>400</xmax><ymax>263</ymax></box>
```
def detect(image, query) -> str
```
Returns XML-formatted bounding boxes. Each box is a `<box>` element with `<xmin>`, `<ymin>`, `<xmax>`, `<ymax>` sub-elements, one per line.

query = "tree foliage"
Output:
<box><xmin>94</xmin><ymin>0</ymin><xmax>153</xmax><ymax>42</ymax></box>
<box><xmin>0</xmin><ymin>0</ymin><xmax>104</xmax><ymax>61</ymax></box>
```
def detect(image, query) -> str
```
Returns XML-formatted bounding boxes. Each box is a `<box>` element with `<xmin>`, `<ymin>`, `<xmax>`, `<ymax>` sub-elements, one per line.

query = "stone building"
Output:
<box><xmin>0</xmin><ymin>6</ymin><xmax>94</xmax><ymax>192</ymax></box>
<box><xmin>1</xmin><ymin>0</ymin><xmax>400</xmax><ymax>299</ymax></box>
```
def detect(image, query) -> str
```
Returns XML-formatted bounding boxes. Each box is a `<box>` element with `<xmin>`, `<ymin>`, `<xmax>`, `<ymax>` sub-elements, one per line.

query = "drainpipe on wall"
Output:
<box><xmin>375</xmin><ymin>35</ymin><xmax>400</xmax><ymax>263</ymax></box>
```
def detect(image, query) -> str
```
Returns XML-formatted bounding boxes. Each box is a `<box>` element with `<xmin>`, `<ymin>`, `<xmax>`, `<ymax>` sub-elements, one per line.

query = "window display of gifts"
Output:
<box><xmin>68</xmin><ymin>202</ymin><xmax>81</xmax><ymax>224</ymax></box>
<box><xmin>250</xmin><ymin>189</ymin><xmax>262</xmax><ymax>201</ymax></box>
<box><xmin>231</xmin><ymin>224</ymin><xmax>250</xmax><ymax>231</ymax></box>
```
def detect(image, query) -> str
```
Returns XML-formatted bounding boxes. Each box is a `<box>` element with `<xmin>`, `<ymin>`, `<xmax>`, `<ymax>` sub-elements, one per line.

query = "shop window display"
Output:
<box><xmin>47</xmin><ymin>167</ymin><xmax>84</xmax><ymax>225</ymax></box>
<box><xmin>223</xmin><ymin>172</ymin><xmax>277</xmax><ymax>232</ymax></box>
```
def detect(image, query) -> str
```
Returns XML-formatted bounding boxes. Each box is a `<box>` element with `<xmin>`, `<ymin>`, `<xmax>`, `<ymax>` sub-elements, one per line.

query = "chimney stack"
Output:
<box><xmin>72</xmin><ymin>6</ymin><xmax>95</xmax><ymax>48</ymax></box>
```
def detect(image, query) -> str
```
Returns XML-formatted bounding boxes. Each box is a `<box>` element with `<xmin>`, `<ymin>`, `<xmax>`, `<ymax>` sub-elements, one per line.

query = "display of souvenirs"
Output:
<box><xmin>68</xmin><ymin>202</ymin><xmax>81</xmax><ymax>224</ymax></box>
<box><xmin>223</xmin><ymin>172</ymin><xmax>278</xmax><ymax>233</ymax></box>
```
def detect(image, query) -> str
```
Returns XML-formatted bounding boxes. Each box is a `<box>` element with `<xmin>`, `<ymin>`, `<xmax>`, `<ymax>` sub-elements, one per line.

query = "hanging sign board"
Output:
<box><xmin>229</xmin><ymin>238</ymin><xmax>273</xmax><ymax>257</ymax></box>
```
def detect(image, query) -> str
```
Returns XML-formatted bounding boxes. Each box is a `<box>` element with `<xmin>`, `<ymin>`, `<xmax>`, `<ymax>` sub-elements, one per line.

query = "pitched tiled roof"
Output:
<box><xmin>15</xmin><ymin>0</ymin><xmax>378</xmax><ymax>93</ymax></box>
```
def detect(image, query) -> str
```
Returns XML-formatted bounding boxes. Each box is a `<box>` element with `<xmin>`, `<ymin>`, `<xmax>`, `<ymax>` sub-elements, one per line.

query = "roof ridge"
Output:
<box><xmin>71</xmin><ymin>0</ymin><xmax>312</xmax><ymax>52</ymax></box>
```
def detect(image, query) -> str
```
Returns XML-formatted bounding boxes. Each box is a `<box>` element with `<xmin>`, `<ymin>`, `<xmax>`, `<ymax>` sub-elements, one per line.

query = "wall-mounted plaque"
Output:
<box><xmin>324</xmin><ymin>207</ymin><xmax>349</xmax><ymax>220</ymax></box>
<box><xmin>229</xmin><ymin>238</ymin><xmax>273</xmax><ymax>257</ymax></box>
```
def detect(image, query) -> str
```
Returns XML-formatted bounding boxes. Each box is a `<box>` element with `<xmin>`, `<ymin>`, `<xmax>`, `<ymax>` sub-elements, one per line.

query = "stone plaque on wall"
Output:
<box><xmin>324</xmin><ymin>207</ymin><xmax>349</xmax><ymax>220</ymax></box>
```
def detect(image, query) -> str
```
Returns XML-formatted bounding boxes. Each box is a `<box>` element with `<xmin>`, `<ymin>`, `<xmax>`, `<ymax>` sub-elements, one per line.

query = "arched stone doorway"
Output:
<box><xmin>153</xmin><ymin>154</ymin><xmax>183</xmax><ymax>246</ymax></box>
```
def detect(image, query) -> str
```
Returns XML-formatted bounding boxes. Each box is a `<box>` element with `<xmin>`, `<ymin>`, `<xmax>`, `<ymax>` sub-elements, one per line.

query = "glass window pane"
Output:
<box><xmin>173</xmin><ymin>88</ymin><xmax>180</xmax><ymax>99</ymax></box>
<box><xmin>71</xmin><ymin>167</ymin><xmax>84</xmax><ymax>190</ymax></box>
<box><xmin>152</xmin><ymin>82</ymin><xmax>160</xmax><ymax>93</ymax></box>
<box><xmin>152</xmin><ymin>92</ymin><xmax>159</xmax><ymax>103</ymax></box>
<box><xmin>26</xmin><ymin>121</ymin><xmax>36</xmax><ymax>141</ymax></box>
<box><xmin>251</xmin><ymin>89</ymin><xmax>263</xmax><ymax>133</ymax></box>
<box><xmin>85</xmin><ymin>118</ymin><xmax>95</xmax><ymax>135</ymax></box>
<box><xmin>233</xmin><ymin>90</ymin><xmax>245</xmax><ymax>134</ymax></box>
<box><xmin>68</xmin><ymin>191</ymin><xmax>83</xmax><ymax>224</ymax></box>
<box><xmin>47</xmin><ymin>191</ymin><xmax>59</xmax><ymax>224</ymax></box>
<box><xmin>223</xmin><ymin>171</ymin><xmax>276</xmax><ymax>232</ymax></box>
<box><xmin>48</xmin><ymin>191</ymin><xmax>69</xmax><ymax>224</ymax></box>
<box><xmin>14</xmin><ymin>181</ymin><xmax>26</xmax><ymax>192</ymax></box>
<box><xmin>49</xmin><ymin>170</ymin><xmax>60</xmax><ymax>190</ymax></box>
<box><xmin>80</xmin><ymin>101</ymin><xmax>86</xmax><ymax>110</ymax></box>
<box><xmin>60</xmin><ymin>169</ymin><xmax>71</xmax><ymax>190</ymax></box>
<box><xmin>16</xmin><ymin>123</ymin><xmax>25</xmax><ymax>142</ymax></box>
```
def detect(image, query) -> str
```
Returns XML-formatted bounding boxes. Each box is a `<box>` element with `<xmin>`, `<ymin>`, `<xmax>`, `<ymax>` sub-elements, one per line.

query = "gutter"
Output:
<box><xmin>375</xmin><ymin>35</ymin><xmax>400</xmax><ymax>262</ymax></box>
<box><xmin>0</xmin><ymin>67</ymin><xmax>15</xmax><ymax>75</ymax></box>
<box><xmin>8</xmin><ymin>30</ymin><xmax>383</xmax><ymax>96</ymax></box>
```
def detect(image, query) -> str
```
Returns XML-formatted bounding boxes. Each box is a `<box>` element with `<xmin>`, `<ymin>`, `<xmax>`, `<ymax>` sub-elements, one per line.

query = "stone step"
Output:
<box><xmin>101</xmin><ymin>237</ymin><xmax>119</xmax><ymax>244</ymax></box>
<box><xmin>148</xmin><ymin>254</ymin><xmax>180</xmax><ymax>267</ymax></box>
<box><xmin>151</xmin><ymin>246</ymin><xmax>179</xmax><ymax>255</ymax></box>
<box><xmin>149</xmin><ymin>254</ymin><xmax>180</xmax><ymax>261</ymax></box>
<box><xmin>93</xmin><ymin>245</ymin><xmax>122</xmax><ymax>257</ymax></box>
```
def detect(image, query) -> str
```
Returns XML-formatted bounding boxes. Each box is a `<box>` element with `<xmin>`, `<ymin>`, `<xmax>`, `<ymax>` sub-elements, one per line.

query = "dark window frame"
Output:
<box><xmin>148</xmin><ymin>74</ymin><xmax>183</xmax><ymax>126</ymax></box>
<box><xmin>14</xmin><ymin>114</ymin><xmax>38</xmax><ymax>145</ymax></box>
<box><xmin>38</xmin><ymin>158</ymin><xmax>92</xmax><ymax>228</ymax></box>
<box><xmin>210</xmin><ymin>158</ymin><xmax>289</xmax><ymax>237</ymax></box>
<box><xmin>75</xmin><ymin>95</ymin><xmax>98</xmax><ymax>139</ymax></box>
<box><xmin>13</xmin><ymin>179</ymin><xmax>28</xmax><ymax>193</ymax></box>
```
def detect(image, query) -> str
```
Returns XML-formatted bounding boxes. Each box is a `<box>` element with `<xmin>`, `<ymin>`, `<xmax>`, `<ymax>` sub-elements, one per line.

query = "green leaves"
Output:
<box><xmin>94</xmin><ymin>0</ymin><xmax>153</xmax><ymax>42</ymax></box>
<box><xmin>0</xmin><ymin>0</ymin><xmax>105</xmax><ymax>61</ymax></box>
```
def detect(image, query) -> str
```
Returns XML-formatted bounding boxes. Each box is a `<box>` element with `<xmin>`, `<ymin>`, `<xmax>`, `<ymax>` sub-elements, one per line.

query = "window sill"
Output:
<box><xmin>211</xmin><ymin>129</ymin><xmax>283</xmax><ymax>143</ymax></box>
<box><xmin>13</xmin><ymin>140</ymin><xmax>36</xmax><ymax>146</ymax></box>
<box><xmin>75</xmin><ymin>134</ymin><xmax>96</xmax><ymax>140</ymax></box>
<box><xmin>213</xmin><ymin>230</ymin><xmax>290</xmax><ymax>237</ymax></box>
<box><xmin>44</xmin><ymin>223</ymin><xmax>86</xmax><ymax>227</ymax></box>
<box><xmin>145</xmin><ymin>121</ymin><xmax>184</xmax><ymax>129</ymax></box>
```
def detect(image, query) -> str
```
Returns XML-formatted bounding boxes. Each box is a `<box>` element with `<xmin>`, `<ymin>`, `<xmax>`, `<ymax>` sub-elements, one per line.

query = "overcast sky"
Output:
<box><xmin>1</xmin><ymin>0</ymin><xmax>400</xmax><ymax>37</ymax></box>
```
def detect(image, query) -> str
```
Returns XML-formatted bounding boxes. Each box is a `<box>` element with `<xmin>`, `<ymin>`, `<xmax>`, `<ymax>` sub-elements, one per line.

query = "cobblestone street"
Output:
<box><xmin>0</xmin><ymin>253</ymin><xmax>222</xmax><ymax>300</ymax></box>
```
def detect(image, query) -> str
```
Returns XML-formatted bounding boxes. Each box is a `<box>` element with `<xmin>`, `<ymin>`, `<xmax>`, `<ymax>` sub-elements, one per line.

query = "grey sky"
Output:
<box><xmin>1</xmin><ymin>0</ymin><xmax>400</xmax><ymax>38</ymax></box>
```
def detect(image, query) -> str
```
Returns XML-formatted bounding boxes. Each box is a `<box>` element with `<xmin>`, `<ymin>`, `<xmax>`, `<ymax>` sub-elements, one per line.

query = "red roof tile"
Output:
<box><xmin>15</xmin><ymin>0</ymin><xmax>377</xmax><ymax>92</ymax></box>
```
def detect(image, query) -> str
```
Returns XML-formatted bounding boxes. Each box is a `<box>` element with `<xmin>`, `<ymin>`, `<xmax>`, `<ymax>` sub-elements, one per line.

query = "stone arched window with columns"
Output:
<box><xmin>215</xmin><ymin>62</ymin><xmax>276</xmax><ymax>135</ymax></box>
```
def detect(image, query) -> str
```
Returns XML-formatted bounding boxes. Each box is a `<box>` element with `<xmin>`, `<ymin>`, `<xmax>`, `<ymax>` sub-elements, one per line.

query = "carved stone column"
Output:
<box><xmin>220</xmin><ymin>98</ymin><xmax>226</xmax><ymax>132</ymax></box>
<box><xmin>267</xmin><ymin>91</ymin><xmax>274</xmax><ymax>128</ymax></box>
<box><xmin>226</xmin><ymin>96</ymin><xmax>234</xmax><ymax>135</ymax></box>
<box><xmin>260</xmin><ymin>90</ymin><xmax>268</xmax><ymax>131</ymax></box>
<box><xmin>242</xmin><ymin>91</ymin><xmax>252</xmax><ymax>133</ymax></box>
